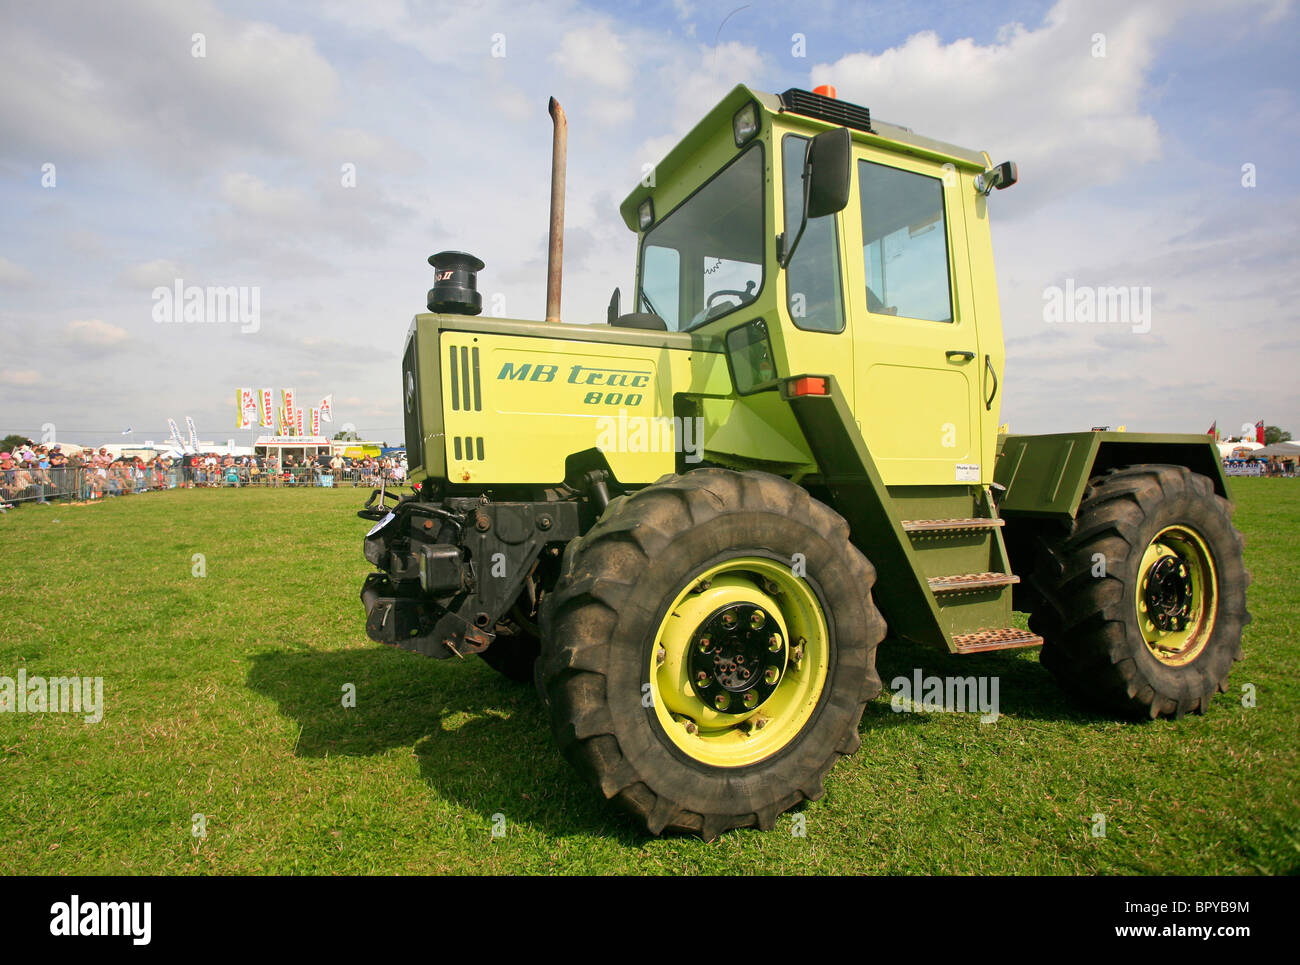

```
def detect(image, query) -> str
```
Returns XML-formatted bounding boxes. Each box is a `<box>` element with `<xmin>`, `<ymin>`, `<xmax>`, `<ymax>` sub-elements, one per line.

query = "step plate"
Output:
<box><xmin>902</xmin><ymin>517</ymin><xmax>1005</xmax><ymax>533</ymax></box>
<box><xmin>928</xmin><ymin>572</ymin><xmax>1020</xmax><ymax>593</ymax></box>
<box><xmin>953</xmin><ymin>627</ymin><xmax>1044</xmax><ymax>653</ymax></box>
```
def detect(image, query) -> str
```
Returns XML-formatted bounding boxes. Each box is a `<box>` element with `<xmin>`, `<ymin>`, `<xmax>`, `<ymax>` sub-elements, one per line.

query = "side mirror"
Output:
<box><xmin>780</xmin><ymin>126</ymin><xmax>851</xmax><ymax>268</ymax></box>
<box><xmin>805</xmin><ymin>126</ymin><xmax>852</xmax><ymax>218</ymax></box>
<box><xmin>976</xmin><ymin>161</ymin><xmax>1017</xmax><ymax>195</ymax></box>
<box><xmin>607</xmin><ymin>287</ymin><xmax>621</xmax><ymax>325</ymax></box>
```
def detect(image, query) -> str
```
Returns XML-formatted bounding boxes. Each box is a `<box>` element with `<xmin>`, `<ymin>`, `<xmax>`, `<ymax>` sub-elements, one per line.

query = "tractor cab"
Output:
<box><xmin>619</xmin><ymin>84</ymin><xmax>1017</xmax><ymax>489</ymax></box>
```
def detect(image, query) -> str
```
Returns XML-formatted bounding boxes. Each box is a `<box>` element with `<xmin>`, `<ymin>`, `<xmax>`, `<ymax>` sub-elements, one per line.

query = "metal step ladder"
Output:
<box><xmin>902</xmin><ymin>515</ymin><xmax>1042</xmax><ymax>654</ymax></box>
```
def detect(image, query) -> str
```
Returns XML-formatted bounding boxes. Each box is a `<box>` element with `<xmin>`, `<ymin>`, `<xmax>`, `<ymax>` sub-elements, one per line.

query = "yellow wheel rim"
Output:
<box><xmin>648</xmin><ymin>557</ymin><xmax>830</xmax><ymax>768</ymax></box>
<box><xmin>1135</xmin><ymin>525</ymin><xmax>1218</xmax><ymax>667</ymax></box>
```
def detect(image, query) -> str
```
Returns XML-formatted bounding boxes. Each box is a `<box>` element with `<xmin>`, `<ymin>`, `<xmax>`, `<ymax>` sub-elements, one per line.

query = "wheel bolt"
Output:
<box><xmin>763</xmin><ymin>579</ymin><xmax>779</xmax><ymax>595</ymax></box>
<box><xmin>742</xmin><ymin>692</ymin><xmax>758</xmax><ymax>708</ymax></box>
<box><xmin>697</xmin><ymin>635</ymin><xmax>711</xmax><ymax>652</ymax></box>
<box><xmin>750</xmin><ymin>610</ymin><xmax>765</xmax><ymax>628</ymax></box>
<box><xmin>695</xmin><ymin>580</ymin><xmax>711</xmax><ymax>593</ymax></box>
<box><xmin>768</xmin><ymin>634</ymin><xmax>782</xmax><ymax>652</ymax></box>
<box><xmin>765</xmin><ymin>667</ymin><xmax>779</xmax><ymax>685</ymax></box>
<box><xmin>684</xmin><ymin>719</ymin><xmax>698</xmax><ymax>735</ymax></box>
<box><xmin>655</xmin><ymin>646</ymin><xmax>665</xmax><ymax>666</ymax></box>
<box><xmin>714</xmin><ymin>694</ymin><xmax>730</xmax><ymax>711</ymax></box>
<box><xmin>721</xmin><ymin>612</ymin><xmax>736</xmax><ymax>627</ymax></box>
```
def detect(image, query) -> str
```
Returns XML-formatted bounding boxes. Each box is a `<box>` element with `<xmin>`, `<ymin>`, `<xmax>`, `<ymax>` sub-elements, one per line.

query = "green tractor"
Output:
<box><xmin>359</xmin><ymin>85</ymin><xmax>1249</xmax><ymax>839</ymax></box>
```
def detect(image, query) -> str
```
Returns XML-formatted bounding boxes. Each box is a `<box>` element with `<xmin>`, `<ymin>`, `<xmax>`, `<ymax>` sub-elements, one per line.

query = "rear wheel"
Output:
<box><xmin>1026</xmin><ymin>464</ymin><xmax>1249</xmax><ymax>718</ymax></box>
<box><xmin>539</xmin><ymin>469</ymin><xmax>885</xmax><ymax>839</ymax></box>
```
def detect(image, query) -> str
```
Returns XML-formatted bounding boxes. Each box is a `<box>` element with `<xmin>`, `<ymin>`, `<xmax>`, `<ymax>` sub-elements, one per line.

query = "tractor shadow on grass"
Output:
<box><xmin>246</xmin><ymin>647</ymin><xmax>648</xmax><ymax>842</ymax></box>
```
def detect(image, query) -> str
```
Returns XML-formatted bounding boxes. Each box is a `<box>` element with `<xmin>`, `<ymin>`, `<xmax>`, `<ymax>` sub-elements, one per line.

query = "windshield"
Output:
<box><xmin>638</xmin><ymin>144</ymin><xmax>764</xmax><ymax>331</ymax></box>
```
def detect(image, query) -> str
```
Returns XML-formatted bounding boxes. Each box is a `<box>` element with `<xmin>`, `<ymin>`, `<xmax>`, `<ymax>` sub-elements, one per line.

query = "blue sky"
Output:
<box><xmin>1</xmin><ymin>0</ymin><xmax>1296</xmax><ymax>446</ymax></box>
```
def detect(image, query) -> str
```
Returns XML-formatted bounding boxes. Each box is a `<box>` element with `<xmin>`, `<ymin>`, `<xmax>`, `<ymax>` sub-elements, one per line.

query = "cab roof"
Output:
<box><xmin>619</xmin><ymin>84</ymin><xmax>989</xmax><ymax>231</ymax></box>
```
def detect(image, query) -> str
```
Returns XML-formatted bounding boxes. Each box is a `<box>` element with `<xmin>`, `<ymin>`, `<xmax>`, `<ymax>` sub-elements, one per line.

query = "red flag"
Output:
<box><xmin>1256</xmin><ymin>420</ymin><xmax>1265</xmax><ymax>444</ymax></box>
<box><xmin>1207</xmin><ymin>421</ymin><xmax>1216</xmax><ymax>438</ymax></box>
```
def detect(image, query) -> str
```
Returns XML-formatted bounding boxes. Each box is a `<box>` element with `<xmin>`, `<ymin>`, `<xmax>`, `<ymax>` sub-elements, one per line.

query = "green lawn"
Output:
<box><xmin>1</xmin><ymin>480</ymin><xmax>1296</xmax><ymax>875</ymax></box>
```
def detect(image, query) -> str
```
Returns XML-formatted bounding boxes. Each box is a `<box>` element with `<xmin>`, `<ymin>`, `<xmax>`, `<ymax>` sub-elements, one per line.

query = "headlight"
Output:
<box><xmin>732</xmin><ymin>101</ymin><xmax>760</xmax><ymax>147</ymax></box>
<box><xmin>638</xmin><ymin>198</ymin><xmax>654</xmax><ymax>230</ymax></box>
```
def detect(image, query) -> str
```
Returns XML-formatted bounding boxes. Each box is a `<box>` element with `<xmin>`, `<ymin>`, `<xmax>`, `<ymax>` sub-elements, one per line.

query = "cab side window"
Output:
<box><xmin>783</xmin><ymin>134</ymin><xmax>845</xmax><ymax>333</ymax></box>
<box><xmin>858</xmin><ymin>160</ymin><xmax>953</xmax><ymax>323</ymax></box>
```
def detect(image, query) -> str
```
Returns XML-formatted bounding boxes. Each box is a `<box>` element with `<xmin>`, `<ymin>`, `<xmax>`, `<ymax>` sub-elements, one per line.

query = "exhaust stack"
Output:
<box><xmin>545</xmin><ymin>96</ymin><xmax>567</xmax><ymax>323</ymax></box>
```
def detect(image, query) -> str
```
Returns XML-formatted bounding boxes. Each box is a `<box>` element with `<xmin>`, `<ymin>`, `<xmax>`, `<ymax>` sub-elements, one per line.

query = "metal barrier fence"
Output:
<box><xmin>1</xmin><ymin>464</ymin><xmax>404</xmax><ymax>509</ymax></box>
<box><xmin>176</xmin><ymin>466</ymin><xmax>401</xmax><ymax>488</ymax></box>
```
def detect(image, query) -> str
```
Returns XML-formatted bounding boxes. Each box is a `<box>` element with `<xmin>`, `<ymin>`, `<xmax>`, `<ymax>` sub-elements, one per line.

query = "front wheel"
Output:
<box><xmin>539</xmin><ymin>469</ymin><xmax>885</xmax><ymax>839</ymax></box>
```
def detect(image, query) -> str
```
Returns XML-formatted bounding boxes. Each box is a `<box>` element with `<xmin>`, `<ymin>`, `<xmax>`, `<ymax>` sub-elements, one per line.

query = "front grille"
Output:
<box><xmin>779</xmin><ymin>88</ymin><xmax>873</xmax><ymax>134</ymax></box>
<box><xmin>402</xmin><ymin>334</ymin><xmax>423</xmax><ymax>473</ymax></box>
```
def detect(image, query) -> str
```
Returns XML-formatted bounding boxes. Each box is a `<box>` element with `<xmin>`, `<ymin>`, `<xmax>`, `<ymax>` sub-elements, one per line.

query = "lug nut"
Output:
<box><xmin>696</xmin><ymin>671</ymin><xmax>710</xmax><ymax>686</ymax></box>
<box><xmin>743</xmin><ymin>692</ymin><xmax>758</xmax><ymax>707</ymax></box>
<box><xmin>750</xmin><ymin>610</ymin><xmax>765</xmax><ymax>628</ymax></box>
<box><xmin>698</xmin><ymin>635</ymin><xmax>711</xmax><ymax>653</ymax></box>
<box><xmin>721</xmin><ymin>612</ymin><xmax>736</xmax><ymax>627</ymax></box>
<box><xmin>695</xmin><ymin>579</ymin><xmax>711</xmax><ymax>593</ymax></box>
<box><xmin>768</xmin><ymin>634</ymin><xmax>782</xmax><ymax>652</ymax></box>
<box><xmin>714</xmin><ymin>694</ymin><xmax>730</xmax><ymax>711</ymax></box>
<box><xmin>655</xmin><ymin>646</ymin><xmax>665</xmax><ymax>666</ymax></box>
<box><xmin>765</xmin><ymin>667</ymin><xmax>779</xmax><ymax>685</ymax></box>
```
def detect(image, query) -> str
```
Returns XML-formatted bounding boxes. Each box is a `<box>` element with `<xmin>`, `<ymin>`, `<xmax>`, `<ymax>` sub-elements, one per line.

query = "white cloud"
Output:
<box><xmin>117</xmin><ymin>259</ymin><xmax>184</xmax><ymax>288</ymax></box>
<box><xmin>812</xmin><ymin>0</ymin><xmax>1176</xmax><ymax>200</ymax></box>
<box><xmin>66</xmin><ymin>319</ymin><xmax>129</xmax><ymax>347</ymax></box>
<box><xmin>0</xmin><ymin>0</ymin><xmax>342</xmax><ymax>172</ymax></box>
<box><xmin>0</xmin><ymin>255</ymin><xmax>34</xmax><ymax>287</ymax></box>
<box><xmin>551</xmin><ymin>23</ymin><xmax>632</xmax><ymax>90</ymax></box>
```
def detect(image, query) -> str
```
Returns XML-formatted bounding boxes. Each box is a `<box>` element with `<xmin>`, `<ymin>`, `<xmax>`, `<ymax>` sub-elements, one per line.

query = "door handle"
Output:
<box><xmin>946</xmin><ymin>350</ymin><xmax>974</xmax><ymax>362</ymax></box>
<box><xmin>984</xmin><ymin>354</ymin><xmax>999</xmax><ymax>410</ymax></box>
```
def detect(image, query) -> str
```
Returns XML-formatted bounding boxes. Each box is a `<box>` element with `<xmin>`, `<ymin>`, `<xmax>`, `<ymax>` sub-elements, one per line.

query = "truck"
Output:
<box><xmin>358</xmin><ymin>84</ymin><xmax>1249</xmax><ymax>840</ymax></box>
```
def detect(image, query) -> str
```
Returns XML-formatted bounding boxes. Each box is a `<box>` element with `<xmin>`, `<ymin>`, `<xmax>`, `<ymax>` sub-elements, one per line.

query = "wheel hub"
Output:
<box><xmin>1143</xmin><ymin>554</ymin><xmax>1193</xmax><ymax>632</ymax></box>
<box><xmin>688</xmin><ymin>602</ymin><xmax>785</xmax><ymax>714</ymax></box>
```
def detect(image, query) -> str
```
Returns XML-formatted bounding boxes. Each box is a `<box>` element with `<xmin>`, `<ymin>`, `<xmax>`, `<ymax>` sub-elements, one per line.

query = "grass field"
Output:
<box><xmin>1</xmin><ymin>480</ymin><xmax>1296</xmax><ymax>875</ymax></box>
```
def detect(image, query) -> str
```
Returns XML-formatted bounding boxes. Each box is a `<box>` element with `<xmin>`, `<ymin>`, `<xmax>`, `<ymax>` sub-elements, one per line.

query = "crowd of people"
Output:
<box><xmin>0</xmin><ymin>440</ymin><xmax>406</xmax><ymax>512</ymax></box>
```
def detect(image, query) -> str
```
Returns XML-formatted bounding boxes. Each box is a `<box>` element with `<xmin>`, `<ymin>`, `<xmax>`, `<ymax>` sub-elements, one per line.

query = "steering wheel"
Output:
<box><xmin>705</xmin><ymin>280</ymin><xmax>757</xmax><ymax>311</ymax></box>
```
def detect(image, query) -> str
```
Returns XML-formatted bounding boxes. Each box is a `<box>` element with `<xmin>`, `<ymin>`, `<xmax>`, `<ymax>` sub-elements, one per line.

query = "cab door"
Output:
<box><xmin>843</xmin><ymin>147</ymin><xmax>982</xmax><ymax>487</ymax></box>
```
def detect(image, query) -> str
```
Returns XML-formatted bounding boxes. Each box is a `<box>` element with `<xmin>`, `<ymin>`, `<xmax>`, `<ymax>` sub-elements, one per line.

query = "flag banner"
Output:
<box><xmin>237</xmin><ymin>387</ymin><xmax>256</xmax><ymax>429</ymax></box>
<box><xmin>185</xmin><ymin>417</ymin><xmax>198</xmax><ymax>451</ymax></box>
<box><xmin>1256</xmin><ymin>420</ymin><xmax>1265</xmax><ymax>444</ymax></box>
<box><xmin>278</xmin><ymin>407</ymin><xmax>288</xmax><ymax>435</ymax></box>
<box><xmin>318</xmin><ymin>394</ymin><xmax>333</xmax><ymax>423</ymax></box>
<box><xmin>1207</xmin><ymin>421</ymin><xmax>1217</xmax><ymax>437</ymax></box>
<box><xmin>296</xmin><ymin>408</ymin><xmax>305</xmax><ymax>436</ymax></box>
<box><xmin>310</xmin><ymin>407</ymin><xmax>321</xmax><ymax>436</ymax></box>
<box><xmin>167</xmin><ymin>418</ymin><xmax>183</xmax><ymax>448</ymax></box>
<box><xmin>259</xmin><ymin>389</ymin><xmax>273</xmax><ymax>427</ymax></box>
<box><xmin>282</xmin><ymin>388</ymin><xmax>295</xmax><ymax>421</ymax></box>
